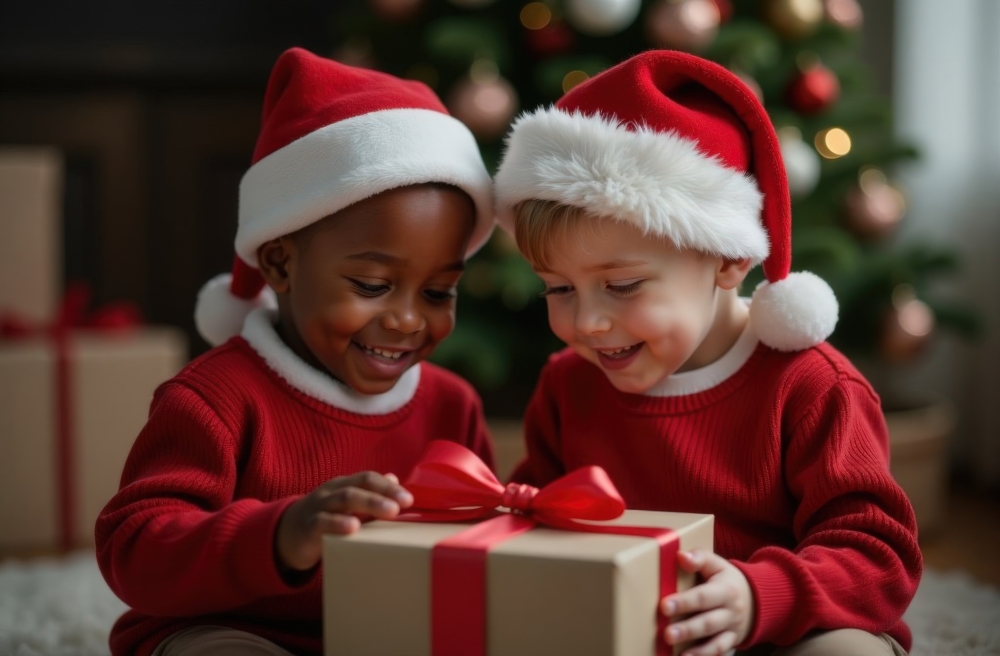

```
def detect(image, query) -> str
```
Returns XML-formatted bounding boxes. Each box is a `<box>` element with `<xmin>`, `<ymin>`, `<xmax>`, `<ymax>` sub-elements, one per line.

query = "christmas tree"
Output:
<box><xmin>333</xmin><ymin>0</ymin><xmax>976</xmax><ymax>412</ymax></box>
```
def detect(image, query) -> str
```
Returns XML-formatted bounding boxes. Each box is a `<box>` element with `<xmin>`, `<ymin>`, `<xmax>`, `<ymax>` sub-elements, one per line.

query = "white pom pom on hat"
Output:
<box><xmin>194</xmin><ymin>270</ymin><xmax>277</xmax><ymax>348</ymax></box>
<box><xmin>495</xmin><ymin>50</ymin><xmax>838</xmax><ymax>350</ymax></box>
<box><xmin>750</xmin><ymin>272</ymin><xmax>838</xmax><ymax>352</ymax></box>
<box><xmin>194</xmin><ymin>47</ymin><xmax>494</xmax><ymax>347</ymax></box>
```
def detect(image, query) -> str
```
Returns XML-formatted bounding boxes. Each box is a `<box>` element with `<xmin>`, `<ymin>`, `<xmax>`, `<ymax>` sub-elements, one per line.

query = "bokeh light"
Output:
<box><xmin>814</xmin><ymin>127</ymin><xmax>851</xmax><ymax>158</ymax></box>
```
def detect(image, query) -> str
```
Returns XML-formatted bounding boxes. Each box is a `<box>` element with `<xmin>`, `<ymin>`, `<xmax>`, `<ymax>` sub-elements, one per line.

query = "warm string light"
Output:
<box><xmin>520</xmin><ymin>2</ymin><xmax>552</xmax><ymax>30</ymax></box>
<box><xmin>561</xmin><ymin>70</ymin><xmax>589</xmax><ymax>93</ymax></box>
<box><xmin>814</xmin><ymin>127</ymin><xmax>851</xmax><ymax>158</ymax></box>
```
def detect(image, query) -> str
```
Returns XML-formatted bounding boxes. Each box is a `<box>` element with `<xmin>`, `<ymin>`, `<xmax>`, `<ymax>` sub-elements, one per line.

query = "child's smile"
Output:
<box><xmin>594</xmin><ymin>342</ymin><xmax>644</xmax><ymax>369</ymax></box>
<box><xmin>257</xmin><ymin>184</ymin><xmax>476</xmax><ymax>395</ymax></box>
<box><xmin>351</xmin><ymin>340</ymin><xmax>416</xmax><ymax>378</ymax></box>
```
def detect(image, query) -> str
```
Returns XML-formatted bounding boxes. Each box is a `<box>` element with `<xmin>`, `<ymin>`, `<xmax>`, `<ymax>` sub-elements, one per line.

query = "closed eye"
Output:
<box><xmin>346</xmin><ymin>278</ymin><xmax>390</xmax><ymax>296</ymax></box>
<box><xmin>424</xmin><ymin>288</ymin><xmax>457</xmax><ymax>302</ymax></box>
<box><xmin>539</xmin><ymin>285</ymin><xmax>573</xmax><ymax>297</ymax></box>
<box><xmin>606</xmin><ymin>280</ymin><xmax>643</xmax><ymax>296</ymax></box>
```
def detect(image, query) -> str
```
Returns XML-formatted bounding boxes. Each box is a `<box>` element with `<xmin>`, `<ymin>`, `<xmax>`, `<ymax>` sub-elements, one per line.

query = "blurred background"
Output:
<box><xmin>0</xmin><ymin>0</ymin><xmax>997</xmax><ymax>576</ymax></box>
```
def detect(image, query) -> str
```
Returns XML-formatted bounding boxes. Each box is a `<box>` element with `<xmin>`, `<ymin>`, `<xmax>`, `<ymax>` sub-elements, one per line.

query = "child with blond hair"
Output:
<box><xmin>498</xmin><ymin>51</ymin><xmax>920</xmax><ymax>656</ymax></box>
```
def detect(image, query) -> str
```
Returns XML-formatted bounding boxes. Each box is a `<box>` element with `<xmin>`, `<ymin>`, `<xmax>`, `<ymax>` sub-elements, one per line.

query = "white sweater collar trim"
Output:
<box><xmin>240</xmin><ymin>308</ymin><xmax>421</xmax><ymax>415</ymax></box>
<box><xmin>644</xmin><ymin>316</ymin><xmax>759</xmax><ymax>398</ymax></box>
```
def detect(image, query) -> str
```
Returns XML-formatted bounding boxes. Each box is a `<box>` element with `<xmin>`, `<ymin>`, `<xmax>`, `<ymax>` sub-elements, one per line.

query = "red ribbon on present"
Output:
<box><xmin>1</xmin><ymin>283</ymin><xmax>141</xmax><ymax>550</ymax></box>
<box><xmin>399</xmin><ymin>440</ymin><xmax>680</xmax><ymax>656</ymax></box>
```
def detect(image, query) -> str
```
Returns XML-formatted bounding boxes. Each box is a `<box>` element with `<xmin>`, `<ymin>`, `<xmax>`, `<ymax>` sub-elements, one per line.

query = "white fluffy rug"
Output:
<box><xmin>0</xmin><ymin>553</ymin><xmax>998</xmax><ymax>655</ymax></box>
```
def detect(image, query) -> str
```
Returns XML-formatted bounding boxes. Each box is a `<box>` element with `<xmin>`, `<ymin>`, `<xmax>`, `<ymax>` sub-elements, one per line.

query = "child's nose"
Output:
<box><xmin>574</xmin><ymin>300</ymin><xmax>612</xmax><ymax>336</ymax></box>
<box><xmin>381</xmin><ymin>299</ymin><xmax>425</xmax><ymax>334</ymax></box>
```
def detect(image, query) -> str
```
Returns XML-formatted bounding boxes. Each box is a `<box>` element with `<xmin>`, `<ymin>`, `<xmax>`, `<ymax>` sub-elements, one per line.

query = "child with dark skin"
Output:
<box><xmin>268</xmin><ymin>183</ymin><xmax>474</xmax><ymax>574</ymax></box>
<box><xmin>96</xmin><ymin>49</ymin><xmax>496</xmax><ymax>656</ymax></box>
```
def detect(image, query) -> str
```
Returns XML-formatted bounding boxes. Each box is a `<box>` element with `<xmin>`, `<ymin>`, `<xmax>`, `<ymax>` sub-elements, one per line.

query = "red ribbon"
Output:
<box><xmin>400</xmin><ymin>441</ymin><xmax>679</xmax><ymax>656</ymax></box>
<box><xmin>1</xmin><ymin>283</ymin><xmax>141</xmax><ymax>550</ymax></box>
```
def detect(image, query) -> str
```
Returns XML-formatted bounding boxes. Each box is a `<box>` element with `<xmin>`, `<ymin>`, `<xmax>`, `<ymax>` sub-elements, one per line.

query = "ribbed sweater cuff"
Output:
<box><xmin>731</xmin><ymin>558</ymin><xmax>798</xmax><ymax>648</ymax></box>
<box><xmin>230</xmin><ymin>496</ymin><xmax>307</xmax><ymax>599</ymax></box>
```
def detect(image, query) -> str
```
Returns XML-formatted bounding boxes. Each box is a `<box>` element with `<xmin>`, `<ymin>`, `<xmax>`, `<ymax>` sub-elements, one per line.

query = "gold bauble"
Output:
<box><xmin>761</xmin><ymin>0</ymin><xmax>824</xmax><ymax>40</ymax></box>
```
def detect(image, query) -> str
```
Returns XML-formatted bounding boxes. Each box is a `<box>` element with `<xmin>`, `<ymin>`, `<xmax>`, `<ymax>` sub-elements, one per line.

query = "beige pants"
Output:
<box><xmin>739</xmin><ymin>629</ymin><xmax>907</xmax><ymax>656</ymax></box>
<box><xmin>153</xmin><ymin>625</ymin><xmax>906</xmax><ymax>656</ymax></box>
<box><xmin>151</xmin><ymin>626</ymin><xmax>294</xmax><ymax>656</ymax></box>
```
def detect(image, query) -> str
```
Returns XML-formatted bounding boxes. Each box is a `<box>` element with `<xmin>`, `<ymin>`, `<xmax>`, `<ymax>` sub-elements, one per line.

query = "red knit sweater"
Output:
<box><xmin>96</xmin><ymin>336</ymin><xmax>494</xmax><ymax>656</ymax></box>
<box><xmin>511</xmin><ymin>343</ymin><xmax>921</xmax><ymax>651</ymax></box>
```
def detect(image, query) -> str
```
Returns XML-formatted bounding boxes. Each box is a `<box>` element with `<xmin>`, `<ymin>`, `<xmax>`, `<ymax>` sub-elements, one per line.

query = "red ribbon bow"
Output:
<box><xmin>0</xmin><ymin>282</ymin><xmax>141</xmax><ymax>339</ymax></box>
<box><xmin>404</xmin><ymin>440</ymin><xmax>626</xmax><ymax>526</ymax></box>
<box><xmin>1</xmin><ymin>283</ymin><xmax>141</xmax><ymax>550</ymax></box>
<box><xmin>399</xmin><ymin>440</ymin><xmax>678</xmax><ymax>656</ymax></box>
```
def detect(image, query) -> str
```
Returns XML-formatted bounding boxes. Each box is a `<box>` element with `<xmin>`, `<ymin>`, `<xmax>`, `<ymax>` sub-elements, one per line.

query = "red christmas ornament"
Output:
<box><xmin>786</xmin><ymin>62</ymin><xmax>840</xmax><ymax>115</ymax></box>
<box><xmin>526</xmin><ymin>21</ymin><xmax>575</xmax><ymax>58</ymax></box>
<box><xmin>369</xmin><ymin>0</ymin><xmax>424</xmax><ymax>21</ymax></box>
<box><xmin>710</xmin><ymin>0</ymin><xmax>734</xmax><ymax>22</ymax></box>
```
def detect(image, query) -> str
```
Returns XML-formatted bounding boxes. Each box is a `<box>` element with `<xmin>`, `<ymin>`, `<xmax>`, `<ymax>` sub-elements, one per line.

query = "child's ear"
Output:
<box><xmin>716</xmin><ymin>258</ymin><xmax>752</xmax><ymax>291</ymax></box>
<box><xmin>257</xmin><ymin>238</ymin><xmax>293</xmax><ymax>294</ymax></box>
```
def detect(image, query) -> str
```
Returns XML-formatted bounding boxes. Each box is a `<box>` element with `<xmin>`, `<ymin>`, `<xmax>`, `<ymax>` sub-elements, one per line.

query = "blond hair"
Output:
<box><xmin>513</xmin><ymin>199</ymin><xmax>595</xmax><ymax>271</ymax></box>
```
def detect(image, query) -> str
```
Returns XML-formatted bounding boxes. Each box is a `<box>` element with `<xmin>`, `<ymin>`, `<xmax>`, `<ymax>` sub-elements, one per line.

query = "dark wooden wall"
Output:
<box><xmin>0</xmin><ymin>0</ymin><xmax>347</xmax><ymax>354</ymax></box>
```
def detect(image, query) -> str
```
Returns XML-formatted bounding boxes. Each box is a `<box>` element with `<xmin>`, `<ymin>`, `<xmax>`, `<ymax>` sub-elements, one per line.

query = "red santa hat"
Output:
<box><xmin>494</xmin><ymin>50</ymin><xmax>837</xmax><ymax>352</ymax></box>
<box><xmin>195</xmin><ymin>48</ymin><xmax>494</xmax><ymax>346</ymax></box>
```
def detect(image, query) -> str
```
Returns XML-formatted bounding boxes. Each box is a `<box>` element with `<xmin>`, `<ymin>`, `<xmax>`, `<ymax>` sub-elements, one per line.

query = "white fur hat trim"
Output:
<box><xmin>494</xmin><ymin>107</ymin><xmax>769</xmax><ymax>262</ymax></box>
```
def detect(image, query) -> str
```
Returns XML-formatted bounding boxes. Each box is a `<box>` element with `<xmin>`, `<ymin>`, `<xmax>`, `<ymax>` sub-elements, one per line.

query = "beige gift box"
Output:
<box><xmin>324</xmin><ymin>509</ymin><xmax>713</xmax><ymax>656</ymax></box>
<box><xmin>0</xmin><ymin>328</ymin><xmax>186</xmax><ymax>550</ymax></box>
<box><xmin>0</xmin><ymin>146</ymin><xmax>62</xmax><ymax>322</ymax></box>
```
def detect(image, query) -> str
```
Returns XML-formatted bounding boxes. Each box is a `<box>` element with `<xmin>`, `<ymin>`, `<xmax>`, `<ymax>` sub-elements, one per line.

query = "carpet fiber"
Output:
<box><xmin>1</xmin><ymin>553</ymin><xmax>998</xmax><ymax>655</ymax></box>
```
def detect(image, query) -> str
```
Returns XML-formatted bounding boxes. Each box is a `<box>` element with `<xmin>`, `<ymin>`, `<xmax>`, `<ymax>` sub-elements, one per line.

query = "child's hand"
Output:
<box><xmin>276</xmin><ymin>471</ymin><xmax>413</xmax><ymax>573</ymax></box>
<box><xmin>660</xmin><ymin>550</ymin><xmax>754</xmax><ymax>655</ymax></box>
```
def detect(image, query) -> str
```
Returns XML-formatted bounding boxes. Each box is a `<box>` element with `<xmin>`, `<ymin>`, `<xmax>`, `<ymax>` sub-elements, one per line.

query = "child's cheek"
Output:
<box><xmin>633</xmin><ymin>304</ymin><xmax>697</xmax><ymax>361</ymax></box>
<box><xmin>545</xmin><ymin>298</ymin><xmax>576</xmax><ymax>344</ymax></box>
<box><xmin>427</xmin><ymin>306</ymin><xmax>457</xmax><ymax>345</ymax></box>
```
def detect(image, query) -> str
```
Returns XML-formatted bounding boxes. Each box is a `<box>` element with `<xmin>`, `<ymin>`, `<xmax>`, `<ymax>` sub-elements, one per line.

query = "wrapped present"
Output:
<box><xmin>0</xmin><ymin>286</ymin><xmax>186</xmax><ymax>551</ymax></box>
<box><xmin>324</xmin><ymin>441</ymin><xmax>713</xmax><ymax>656</ymax></box>
<box><xmin>0</xmin><ymin>146</ymin><xmax>62</xmax><ymax>322</ymax></box>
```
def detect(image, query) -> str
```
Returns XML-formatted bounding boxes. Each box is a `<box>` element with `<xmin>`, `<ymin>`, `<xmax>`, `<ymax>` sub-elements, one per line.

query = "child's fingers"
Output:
<box><xmin>661</xmin><ymin>580</ymin><xmax>734</xmax><ymax>617</ymax></box>
<box><xmin>315</xmin><ymin>512</ymin><xmax>361</xmax><ymax>536</ymax></box>
<box><xmin>664</xmin><ymin>608</ymin><xmax>734</xmax><ymax>645</ymax></box>
<box><xmin>328</xmin><ymin>471</ymin><xmax>414</xmax><ymax>508</ymax></box>
<box><xmin>677</xmin><ymin>550</ymin><xmax>729</xmax><ymax>578</ymax></box>
<box><xmin>320</xmin><ymin>486</ymin><xmax>402</xmax><ymax>519</ymax></box>
<box><xmin>680</xmin><ymin>630</ymin><xmax>739</xmax><ymax>656</ymax></box>
<box><xmin>385</xmin><ymin>473</ymin><xmax>399</xmax><ymax>484</ymax></box>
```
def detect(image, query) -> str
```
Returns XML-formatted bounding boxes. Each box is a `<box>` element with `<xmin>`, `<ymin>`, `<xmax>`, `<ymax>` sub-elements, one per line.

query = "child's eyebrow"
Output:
<box><xmin>345</xmin><ymin>251</ymin><xmax>465</xmax><ymax>272</ymax></box>
<box><xmin>583</xmin><ymin>259</ymin><xmax>646</xmax><ymax>273</ymax></box>
<box><xmin>345</xmin><ymin>251</ymin><xmax>403</xmax><ymax>265</ymax></box>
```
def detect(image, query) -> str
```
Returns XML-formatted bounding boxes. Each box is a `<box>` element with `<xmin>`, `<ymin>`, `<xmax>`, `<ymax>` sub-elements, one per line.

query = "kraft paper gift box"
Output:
<box><xmin>323</xmin><ymin>442</ymin><xmax>713</xmax><ymax>656</ymax></box>
<box><xmin>0</xmin><ymin>146</ymin><xmax>62</xmax><ymax>322</ymax></box>
<box><xmin>0</xmin><ymin>327</ymin><xmax>186</xmax><ymax>551</ymax></box>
